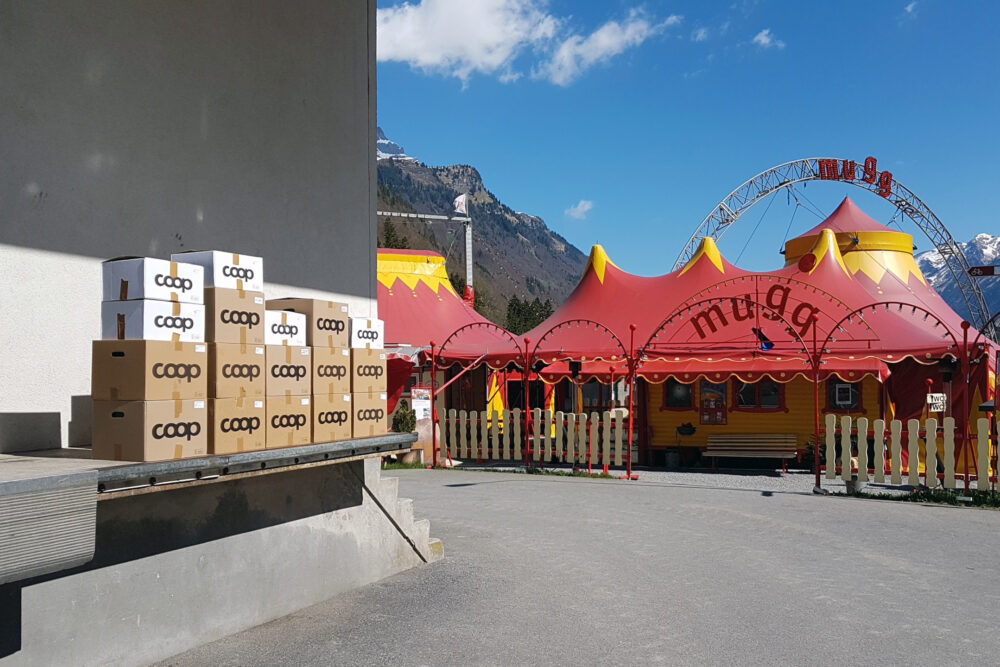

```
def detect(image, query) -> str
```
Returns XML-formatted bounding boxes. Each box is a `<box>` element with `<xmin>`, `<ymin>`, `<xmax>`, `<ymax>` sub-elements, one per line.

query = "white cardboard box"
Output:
<box><xmin>101</xmin><ymin>300</ymin><xmax>206</xmax><ymax>342</ymax></box>
<box><xmin>170</xmin><ymin>250</ymin><xmax>264</xmax><ymax>292</ymax></box>
<box><xmin>102</xmin><ymin>257</ymin><xmax>204</xmax><ymax>304</ymax></box>
<box><xmin>264</xmin><ymin>310</ymin><xmax>307</xmax><ymax>347</ymax></box>
<box><xmin>349</xmin><ymin>317</ymin><xmax>385</xmax><ymax>350</ymax></box>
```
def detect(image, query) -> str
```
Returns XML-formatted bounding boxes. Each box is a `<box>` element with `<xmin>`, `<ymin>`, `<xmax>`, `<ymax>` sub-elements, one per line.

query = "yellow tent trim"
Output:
<box><xmin>808</xmin><ymin>229</ymin><xmax>850</xmax><ymax>276</ymax></box>
<box><xmin>377</xmin><ymin>251</ymin><xmax>458</xmax><ymax>295</ymax></box>
<box><xmin>585</xmin><ymin>244</ymin><xmax>618</xmax><ymax>285</ymax></box>
<box><xmin>679</xmin><ymin>236</ymin><xmax>726</xmax><ymax>277</ymax></box>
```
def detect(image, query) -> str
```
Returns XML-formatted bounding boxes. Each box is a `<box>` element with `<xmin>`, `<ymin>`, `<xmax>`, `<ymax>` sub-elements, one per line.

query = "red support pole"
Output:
<box><xmin>430</xmin><ymin>342</ymin><xmax>438</xmax><ymax>468</ymax></box>
<box><xmin>813</xmin><ymin>320</ymin><xmax>821</xmax><ymax>490</ymax></box>
<box><xmin>523</xmin><ymin>337</ymin><xmax>531</xmax><ymax>467</ymax></box>
<box><xmin>626</xmin><ymin>324</ymin><xmax>637</xmax><ymax>480</ymax></box>
<box><xmin>962</xmin><ymin>321</ymin><xmax>971</xmax><ymax>493</ymax></box>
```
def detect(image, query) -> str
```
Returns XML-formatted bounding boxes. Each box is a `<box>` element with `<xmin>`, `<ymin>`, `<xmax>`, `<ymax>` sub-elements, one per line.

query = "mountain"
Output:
<box><xmin>915</xmin><ymin>233</ymin><xmax>1000</xmax><ymax>322</ymax></box>
<box><xmin>377</xmin><ymin>128</ymin><xmax>416</xmax><ymax>161</ymax></box>
<box><xmin>376</xmin><ymin>127</ymin><xmax>588</xmax><ymax>324</ymax></box>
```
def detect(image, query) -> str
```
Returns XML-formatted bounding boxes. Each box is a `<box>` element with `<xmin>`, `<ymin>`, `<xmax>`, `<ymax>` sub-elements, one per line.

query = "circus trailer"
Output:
<box><xmin>377</xmin><ymin>248</ymin><xmax>512</xmax><ymax>459</ymax></box>
<box><xmin>521</xmin><ymin>197</ymin><xmax>995</xmax><ymax>472</ymax></box>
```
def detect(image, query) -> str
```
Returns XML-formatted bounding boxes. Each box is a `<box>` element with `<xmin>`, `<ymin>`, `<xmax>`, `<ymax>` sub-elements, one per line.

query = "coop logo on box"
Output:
<box><xmin>357</xmin><ymin>365</ymin><xmax>384</xmax><ymax>378</ymax></box>
<box><xmin>151</xmin><ymin>421</ymin><xmax>202</xmax><ymax>440</ymax></box>
<box><xmin>357</xmin><ymin>409</ymin><xmax>384</xmax><ymax>422</ymax></box>
<box><xmin>221</xmin><ymin>417</ymin><xmax>260</xmax><ymax>434</ymax></box>
<box><xmin>222</xmin><ymin>363</ymin><xmax>260</xmax><ymax>380</ymax></box>
<box><xmin>357</xmin><ymin>330</ymin><xmax>379</xmax><ymax>341</ymax></box>
<box><xmin>318</xmin><ymin>410</ymin><xmax>349</xmax><ymax>425</ymax></box>
<box><xmin>317</xmin><ymin>364</ymin><xmax>347</xmax><ymax>379</ymax></box>
<box><xmin>152</xmin><ymin>362</ymin><xmax>202</xmax><ymax>382</ymax></box>
<box><xmin>270</xmin><ymin>364</ymin><xmax>307</xmax><ymax>379</ymax></box>
<box><xmin>154</xmin><ymin>315</ymin><xmax>195</xmax><ymax>331</ymax></box>
<box><xmin>154</xmin><ymin>274</ymin><xmax>194</xmax><ymax>292</ymax></box>
<box><xmin>271</xmin><ymin>414</ymin><xmax>306</xmax><ymax>430</ymax></box>
<box><xmin>317</xmin><ymin>318</ymin><xmax>345</xmax><ymax>333</ymax></box>
<box><xmin>271</xmin><ymin>323</ymin><xmax>298</xmax><ymax>336</ymax></box>
<box><xmin>220</xmin><ymin>310</ymin><xmax>260</xmax><ymax>327</ymax></box>
<box><xmin>222</xmin><ymin>265</ymin><xmax>255</xmax><ymax>281</ymax></box>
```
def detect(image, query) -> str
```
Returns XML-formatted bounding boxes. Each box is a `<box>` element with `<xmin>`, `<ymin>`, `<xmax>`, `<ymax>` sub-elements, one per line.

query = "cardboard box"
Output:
<box><xmin>102</xmin><ymin>257</ymin><xmax>204</xmax><ymax>304</ymax></box>
<box><xmin>265</xmin><ymin>345</ymin><xmax>311</xmax><ymax>396</ymax></box>
<box><xmin>101</xmin><ymin>300</ymin><xmax>206</xmax><ymax>342</ymax></box>
<box><xmin>205</xmin><ymin>287</ymin><xmax>265</xmax><ymax>344</ymax></box>
<box><xmin>266</xmin><ymin>298</ymin><xmax>350</xmax><ymax>348</ymax></box>
<box><xmin>264</xmin><ymin>310</ymin><xmax>307</xmax><ymax>347</ymax></box>
<box><xmin>352</xmin><ymin>391</ymin><xmax>388</xmax><ymax>438</ymax></box>
<box><xmin>266</xmin><ymin>395</ymin><xmax>312</xmax><ymax>448</ymax></box>
<box><xmin>208</xmin><ymin>397</ymin><xmax>266</xmax><ymax>454</ymax></box>
<box><xmin>208</xmin><ymin>342</ymin><xmax>266</xmax><ymax>399</ymax></box>
<box><xmin>349</xmin><ymin>317</ymin><xmax>385</xmax><ymax>350</ymax></box>
<box><xmin>312</xmin><ymin>393</ymin><xmax>352</xmax><ymax>443</ymax></box>
<box><xmin>170</xmin><ymin>250</ymin><xmax>264</xmax><ymax>292</ymax></box>
<box><xmin>350</xmin><ymin>348</ymin><xmax>387</xmax><ymax>393</ymax></box>
<box><xmin>313</xmin><ymin>347</ymin><xmax>352</xmax><ymax>395</ymax></box>
<box><xmin>92</xmin><ymin>340</ymin><xmax>208</xmax><ymax>401</ymax></box>
<box><xmin>92</xmin><ymin>399</ymin><xmax>208</xmax><ymax>461</ymax></box>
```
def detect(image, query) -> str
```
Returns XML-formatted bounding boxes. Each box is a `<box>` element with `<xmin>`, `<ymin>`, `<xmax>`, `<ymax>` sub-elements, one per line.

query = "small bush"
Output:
<box><xmin>392</xmin><ymin>399</ymin><xmax>417</xmax><ymax>433</ymax></box>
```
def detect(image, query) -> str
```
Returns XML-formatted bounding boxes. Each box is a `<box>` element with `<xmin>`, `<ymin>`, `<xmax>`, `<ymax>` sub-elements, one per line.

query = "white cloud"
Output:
<box><xmin>752</xmin><ymin>28</ymin><xmax>785</xmax><ymax>50</ymax></box>
<box><xmin>905</xmin><ymin>2</ymin><xmax>917</xmax><ymax>13</ymax></box>
<box><xmin>565</xmin><ymin>200</ymin><xmax>594</xmax><ymax>220</ymax></box>
<box><xmin>692</xmin><ymin>27</ymin><xmax>709</xmax><ymax>42</ymax></box>
<box><xmin>378</xmin><ymin>1</ymin><xmax>679</xmax><ymax>86</ymax></box>
<box><xmin>538</xmin><ymin>10</ymin><xmax>681</xmax><ymax>86</ymax></box>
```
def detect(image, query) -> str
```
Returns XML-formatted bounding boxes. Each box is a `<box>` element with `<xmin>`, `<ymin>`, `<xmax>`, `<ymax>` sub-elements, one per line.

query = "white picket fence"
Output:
<box><xmin>824</xmin><ymin>414</ymin><xmax>996</xmax><ymax>489</ymax></box>
<box><xmin>442</xmin><ymin>408</ymin><xmax>629</xmax><ymax>466</ymax></box>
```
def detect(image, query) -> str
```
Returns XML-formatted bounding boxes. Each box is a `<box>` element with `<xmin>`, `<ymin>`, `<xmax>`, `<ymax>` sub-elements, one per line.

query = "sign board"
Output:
<box><xmin>927</xmin><ymin>393</ymin><xmax>947</xmax><ymax>413</ymax></box>
<box><xmin>969</xmin><ymin>266</ymin><xmax>996</xmax><ymax>277</ymax></box>
<box><xmin>411</xmin><ymin>386</ymin><xmax>432</xmax><ymax>421</ymax></box>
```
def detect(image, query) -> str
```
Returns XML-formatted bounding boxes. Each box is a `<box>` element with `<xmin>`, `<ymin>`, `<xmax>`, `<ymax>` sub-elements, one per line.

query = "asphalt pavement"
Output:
<box><xmin>160</xmin><ymin>468</ymin><xmax>1000</xmax><ymax>666</ymax></box>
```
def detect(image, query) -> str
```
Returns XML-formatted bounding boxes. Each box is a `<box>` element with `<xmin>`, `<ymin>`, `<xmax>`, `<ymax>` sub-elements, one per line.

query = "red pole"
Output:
<box><xmin>813</xmin><ymin>319</ymin><xmax>821</xmax><ymax>490</ymax></box>
<box><xmin>962</xmin><ymin>321</ymin><xmax>971</xmax><ymax>493</ymax></box>
<box><xmin>523</xmin><ymin>337</ymin><xmax>531</xmax><ymax>467</ymax></box>
<box><xmin>627</xmin><ymin>324</ymin><xmax>637</xmax><ymax>480</ymax></box>
<box><xmin>430</xmin><ymin>342</ymin><xmax>438</xmax><ymax>468</ymax></box>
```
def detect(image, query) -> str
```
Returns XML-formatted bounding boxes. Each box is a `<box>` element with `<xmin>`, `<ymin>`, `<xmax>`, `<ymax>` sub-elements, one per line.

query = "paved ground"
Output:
<box><xmin>161</xmin><ymin>467</ymin><xmax>1000</xmax><ymax>666</ymax></box>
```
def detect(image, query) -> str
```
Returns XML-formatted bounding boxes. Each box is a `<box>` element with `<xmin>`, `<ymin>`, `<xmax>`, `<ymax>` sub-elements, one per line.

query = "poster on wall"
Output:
<box><xmin>411</xmin><ymin>386</ymin><xmax>432</xmax><ymax>420</ymax></box>
<box><xmin>700</xmin><ymin>381</ymin><xmax>727</xmax><ymax>425</ymax></box>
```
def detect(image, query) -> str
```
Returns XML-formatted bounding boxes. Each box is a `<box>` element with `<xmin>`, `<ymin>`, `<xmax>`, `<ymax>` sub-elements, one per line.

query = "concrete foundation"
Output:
<box><xmin>0</xmin><ymin>457</ymin><xmax>440</xmax><ymax>666</ymax></box>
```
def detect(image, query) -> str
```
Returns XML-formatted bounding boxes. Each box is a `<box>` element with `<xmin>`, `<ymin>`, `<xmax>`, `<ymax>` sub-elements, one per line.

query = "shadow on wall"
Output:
<box><xmin>0</xmin><ymin>413</ymin><xmax>61</xmax><ymax>453</ymax></box>
<box><xmin>68</xmin><ymin>395</ymin><xmax>92</xmax><ymax>447</ymax></box>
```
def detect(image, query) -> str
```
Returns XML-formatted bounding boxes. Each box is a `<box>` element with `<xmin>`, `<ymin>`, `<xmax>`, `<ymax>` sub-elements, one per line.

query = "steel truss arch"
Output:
<box><xmin>674</xmin><ymin>157</ymin><xmax>993</xmax><ymax>335</ymax></box>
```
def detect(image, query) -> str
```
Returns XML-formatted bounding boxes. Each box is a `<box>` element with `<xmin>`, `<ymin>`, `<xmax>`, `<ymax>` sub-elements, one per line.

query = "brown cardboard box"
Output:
<box><xmin>208</xmin><ymin>397</ymin><xmax>266</xmax><ymax>454</ymax></box>
<box><xmin>266</xmin><ymin>395</ymin><xmax>312</xmax><ymax>448</ymax></box>
<box><xmin>92</xmin><ymin>340</ymin><xmax>208</xmax><ymax>401</ymax></box>
<box><xmin>352</xmin><ymin>390</ymin><xmax>388</xmax><ymax>438</ymax></box>
<box><xmin>350</xmin><ymin>348</ymin><xmax>387</xmax><ymax>393</ymax></box>
<box><xmin>208</xmin><ymin>342</ymin><xmax>266</xmax><ymax>398</ymax></box>
<box><xmin>265</xmin><ymin>345</ymin><xmax>312</xmax><ymax>396</ymax></box>
<box><xmin>313</xmin><ymin>347</ymin><xmax>352</xmax><ymax>395</ymax></box>
<box><xmin>312</xmin><ymin>393</ymin><xmax>352</xmax><ymax>443</ymax></box>
<box><xmin>92</xmin><ymin>399</ymin><xmax>208</xmax><ymax>461</ymax></box>
<box><xmin>266</xmin><ymin>298</ymin><xmax>349</xmax><ymax>348</ymax></box>
<box><xmin>204</xmin><ymin>287</ymin><xmax>265</xmax><ymax>344</ymax></box>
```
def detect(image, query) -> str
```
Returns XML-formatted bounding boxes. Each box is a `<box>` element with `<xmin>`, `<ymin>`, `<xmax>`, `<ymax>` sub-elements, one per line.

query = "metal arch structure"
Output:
<box><xmin>673</xmin><ymin>157</ymin><xmax>994</xmax><ymax>336</ymax></box>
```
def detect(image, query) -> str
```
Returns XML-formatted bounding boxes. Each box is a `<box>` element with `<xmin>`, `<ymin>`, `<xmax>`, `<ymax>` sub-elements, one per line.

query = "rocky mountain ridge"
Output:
<box><xmin>915</xmin><ymin>233</ymin><xmax>1000</xmax><ymax>323</ymax></box>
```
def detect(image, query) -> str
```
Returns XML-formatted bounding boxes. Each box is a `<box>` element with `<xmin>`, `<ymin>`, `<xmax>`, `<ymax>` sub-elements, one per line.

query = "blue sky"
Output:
<box><xmin>377</xmin><ymin>0</ymin><xmax>999</xmax><ymax>276</ymax></box>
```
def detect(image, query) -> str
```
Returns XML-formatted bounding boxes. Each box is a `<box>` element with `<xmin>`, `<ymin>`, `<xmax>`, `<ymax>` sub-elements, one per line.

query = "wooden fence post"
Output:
<box><xmin>825</xmin><ymin>414</ymin><xmax>837</xmax><ymax>480</ymax></box>
<box><xmin>943</xmin><ymin>417</ymin><xmax>955</xmax><ymax>490</ymax></box>
<box><xmin>907</xmin><ymin>419</ymin><xmax>920</xmax><ymax>487</ymax></box>
<box><xmin>873</xmin><ymin>418</ymin><xmax>886</xmax><ymax>484</ymax></box>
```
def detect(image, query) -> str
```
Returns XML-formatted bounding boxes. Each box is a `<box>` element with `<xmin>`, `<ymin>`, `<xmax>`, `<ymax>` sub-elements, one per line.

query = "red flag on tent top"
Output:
<box><xmin>453</xmin><ymin>193</ymin><xmax>468</xmax><ymax>215</ymax></box>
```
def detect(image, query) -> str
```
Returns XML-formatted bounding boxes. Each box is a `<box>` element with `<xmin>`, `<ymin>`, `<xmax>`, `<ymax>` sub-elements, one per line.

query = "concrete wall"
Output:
<box><xmin>0</xmin><ymin>458</ymin><xmax>430</xmax><ymax>666</ymax></box>
<box><xmin>0</xmin><ymin>0</ymin><xmax>377</xmax><ymax>451</ymax></box>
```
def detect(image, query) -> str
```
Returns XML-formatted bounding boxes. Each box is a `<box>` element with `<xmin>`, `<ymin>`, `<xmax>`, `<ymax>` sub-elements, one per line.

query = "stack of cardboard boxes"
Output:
<box><xmin>91</xmin><ymin>250</ymin><xmax>389</xmax><ymax>461</ymax></box>
<box><xmin>92</xmin><ymin>257</ymin><xmax>209</xmax><ymax>461</ymax></box>
<box><xmin>174</xmin><ymin>251</ymin><xmax>269</xmax><ymax>455</ymax></box>
<box><xmin>349</xmin><ymin>317</ymin><xmax>388</xmax><ymax>437</ymax></box>
<box><xmin>266</xmin><ymin>299</ymin><xmax>352</xmax><ymax>443</ymax></box>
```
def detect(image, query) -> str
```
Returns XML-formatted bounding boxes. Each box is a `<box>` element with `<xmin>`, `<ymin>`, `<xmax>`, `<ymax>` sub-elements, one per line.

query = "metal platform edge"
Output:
<box><xmin>96</xmin><ymin>433</ymin><xmax>417</xmax><ymax>495</ymax></box>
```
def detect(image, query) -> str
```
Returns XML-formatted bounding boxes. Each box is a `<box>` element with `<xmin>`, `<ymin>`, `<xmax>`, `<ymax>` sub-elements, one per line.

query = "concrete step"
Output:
<box><xmin>394</xmin><ymin>497</ymin><xmax>415</xmax><ymax>527</ymax></box>
<box><xmin>411</xmin><ymin>518</ymin><xmax>430</xmax><ymax>546</ymax></box>
<box><xmin>426</xmin><ymin>538</ymin><xmax>444</xmax><ymax>561</ymax></box>
<box><xmin>375</xmin><ymin>476</ymin><xmax>399</xmax><ymax>503</ymax></box>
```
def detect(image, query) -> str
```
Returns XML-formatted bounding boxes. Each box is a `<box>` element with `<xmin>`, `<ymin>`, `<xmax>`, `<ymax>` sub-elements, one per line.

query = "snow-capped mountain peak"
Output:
<box><xmin>915</xmin><ymin>233</ymin><xmax>1000</xmax><ymax>321</ymax></box>
<box><xmin>377</xmin><ymin>127</ymin><xmax>416</xmax><ymax>161</ymax></box>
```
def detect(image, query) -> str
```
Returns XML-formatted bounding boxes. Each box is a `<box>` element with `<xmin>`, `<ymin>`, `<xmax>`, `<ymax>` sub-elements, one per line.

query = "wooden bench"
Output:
<box><xmin>704</xmin><ymin>433</ymin><xmax>799</xmax><ymax>472</ymax></box>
